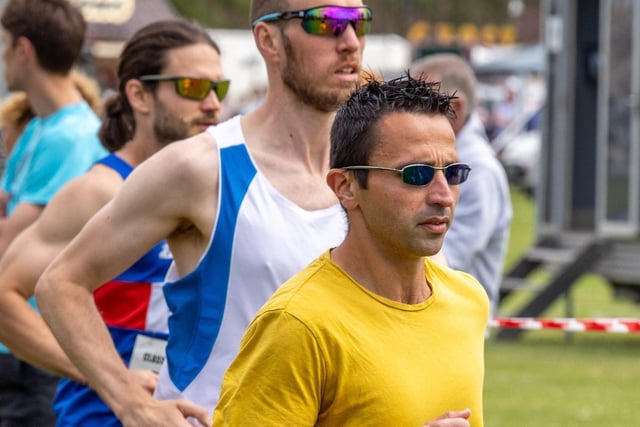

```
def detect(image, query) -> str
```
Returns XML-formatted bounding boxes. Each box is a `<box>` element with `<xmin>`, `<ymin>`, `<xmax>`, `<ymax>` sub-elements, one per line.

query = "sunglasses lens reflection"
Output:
<box><xmin>403</xmin><ymin>165</ymin><xmax>435</xmax><ymax>186</ymax></box>
<box><xmin>303</xmin><ymin>7</ymin><xmax>372</xmax><ymax>36</ymax></box>
<box><xmin>176</xmin><ymin>78</ymin><xmax>230</xmax><ymax>101</ymax></box>
<box><xmin>177</xmin><ymin>78</ymin><xmax>209</xmax><ymax>99</ymax></box>
<box><xmin>215</xmin><ymin>80</ymin><xmax>230</xmax><ymax>100</ymax></box>
<box><xmin>445</xmin><ymin>164</ymin><xmax>471</xmax><ymax>185</ymax></box>
<box><xmin>402</xmin><ymin>164</ymin><xmax>471</xmax><ymax>186</ymax></box>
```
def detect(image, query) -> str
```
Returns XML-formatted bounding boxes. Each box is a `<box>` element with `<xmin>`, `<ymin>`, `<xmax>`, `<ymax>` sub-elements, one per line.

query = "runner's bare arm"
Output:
<box><xmin>36</xmin><ymin>134</ymin><xmax>219</xmax><ymax>426</ymax></box>
<box><xmin>0</xmin><ymin>172</ymin><xmax>115</xmax><ymax>381</ymax></box>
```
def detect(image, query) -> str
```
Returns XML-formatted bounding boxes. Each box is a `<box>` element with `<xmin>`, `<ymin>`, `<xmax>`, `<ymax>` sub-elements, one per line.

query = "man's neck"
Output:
<box><xmin>26</xmin><ymin>73</ymin><xmax>84</xmax><ymax>118</ymax></box>
<box><xmin>330</xmin><ymin>241</ymin><xmax>432</xmax><ymax>305</ymax></box>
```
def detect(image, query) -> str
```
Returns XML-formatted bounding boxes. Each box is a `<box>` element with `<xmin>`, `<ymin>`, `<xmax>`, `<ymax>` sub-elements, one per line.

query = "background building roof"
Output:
<box><xmin>77</xmin><ymin>0</ymin><xmax>178</xmax><ymax>43</ymax></box>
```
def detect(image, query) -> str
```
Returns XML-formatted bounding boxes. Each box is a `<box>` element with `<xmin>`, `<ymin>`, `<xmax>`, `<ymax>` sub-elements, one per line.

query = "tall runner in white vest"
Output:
<box><xmin>36</xmin><ymin>1</ymin><xmax>372</xmax><ymax>426</ymax></box>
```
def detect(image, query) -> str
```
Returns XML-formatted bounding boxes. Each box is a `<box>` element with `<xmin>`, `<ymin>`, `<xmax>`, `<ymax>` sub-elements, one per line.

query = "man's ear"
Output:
<box><xmin>15</xmin><ymin>36</ymin><xmax>34</xmax><ymax>62</ymax></box>
<box><xmin>450</xmin><ymin>97</ymin><xmax>468</xmax><ymax>133</ymax></box>
<box><xmin>125</xmin><ymin>79</ymin><xmax>151</xmax><ymax>114</ymax></box>
<box><xmin>253</xmin><ymin>22</ymin><xmax>283</xmax><ymax>64</ymax></box>
<box><xmin>327</xmin><ymin>168</ymin><xmax>359</xmax><ymax>210</ymax></box>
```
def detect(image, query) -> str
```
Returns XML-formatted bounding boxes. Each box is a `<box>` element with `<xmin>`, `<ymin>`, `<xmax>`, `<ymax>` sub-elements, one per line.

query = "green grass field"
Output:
<box><xmin>483</xmin><ymin>188</ymin><xmax>640</xmax><ymax>426</ymax></box>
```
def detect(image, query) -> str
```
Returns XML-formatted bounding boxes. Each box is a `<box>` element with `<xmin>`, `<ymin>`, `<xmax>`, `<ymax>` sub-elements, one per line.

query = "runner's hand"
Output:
<box><xmin>129</xmin><ymin>369</ymin><xmax>159</xmax><ymax>394</ymax></box>
<box><xmin>119</xmin><ymin>398</ymin><xmax>212</xmax><ymax>427</ymax></box>
<box><xmin>421</xmin><ymin>409</ymin><xmax>471</xmax><ymax>427</ymax></box>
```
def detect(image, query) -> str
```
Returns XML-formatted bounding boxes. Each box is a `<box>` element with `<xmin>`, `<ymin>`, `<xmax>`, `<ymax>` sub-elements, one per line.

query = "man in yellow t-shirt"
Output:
<box><xmin>214</xmin><ymin>73</ymin><xmax>489</xmax><ymax>427</ymax></box>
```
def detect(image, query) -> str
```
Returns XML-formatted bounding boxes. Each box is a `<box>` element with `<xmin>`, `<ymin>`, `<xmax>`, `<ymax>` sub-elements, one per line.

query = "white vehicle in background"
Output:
<box><xmin>493</xmin><ymin>107</ymin><xmax>543</xmax><ymax>195</ymax></box>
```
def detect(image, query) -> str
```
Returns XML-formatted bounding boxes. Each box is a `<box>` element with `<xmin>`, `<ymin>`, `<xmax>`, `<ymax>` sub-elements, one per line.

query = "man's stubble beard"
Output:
<box><xmin>281</xmin><ymin>32</ymin><xmax>358</xmax><ymax>113</ymax></box>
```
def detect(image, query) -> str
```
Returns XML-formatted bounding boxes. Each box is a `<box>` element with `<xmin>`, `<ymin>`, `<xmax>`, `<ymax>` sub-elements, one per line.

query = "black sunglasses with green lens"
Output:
<box><xmin>343</xmin><ymin>163</ymin><xmax>471</xmax><ymax>186</ymax></box>
<box><xmin>139</xmin><ymin>75</ymin><xmax>230</xmax><ymax>101</ymax></box>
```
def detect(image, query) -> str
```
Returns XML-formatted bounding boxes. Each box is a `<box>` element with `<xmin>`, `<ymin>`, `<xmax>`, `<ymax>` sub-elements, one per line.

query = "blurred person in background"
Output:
<box><xmin>489</xmin><ymin>78</ymin><xmax>519</xmax><ymax>140</ymax></box>
<box><xmin>0</xmin><ymin>0</ymin><xmax>108</xmax><ymax>424</ymax></box>
<box><xmin>0</xmin><ymin>19</ymin><xmax>226</xmax><ymax>427</ymax></box>
<box><xmin>0</xmin><ymin>69</ymin><xmax>103</xmax><ymax>162</ymax></box>
<box><xmin>411</xmin><ymin>53</ymin><xmax>512</xmax><ymax>320</ymax></box>
<box><xmin>0</xmin><ymin>92</ymin><xmax>33</xmax><ymax>159</ymax></box>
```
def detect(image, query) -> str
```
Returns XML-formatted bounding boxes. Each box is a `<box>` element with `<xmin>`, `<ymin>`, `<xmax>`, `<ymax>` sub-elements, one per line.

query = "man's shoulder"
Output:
<box><xmin>136</xmin><ymin>132</ymin><xmax>220</xmax><ymax>189</ymax></box>
<box><xmin>37</xmin><ymin>169</ymin><xmax>116</xmax><ymax>227</ymax></box>
<box><xmin>458</xmin><ymin>141</ymin><xmax>510</xmax><ymax>192</ymax></box>
<box><xmin>208</xmin><ymin>115</ymin><xmax>245</xmax><ymax>149</ymax></box>
<box><xmin>38</xmin><ymin>104</ymin><xmax>101</xmax><ymax>146</ymax></box>
<box><xmin>168</xmin><ymin>131</ymin><xmax>219</xmax><ymax>162</ymax></box>
<box><xmin>260</xmin><ymin>254</ymin><xmax>345</xmax><ymax>316</ymax></box>
<box><xmin>48</xmin><ymin>102</ymin><xmax>100</xmax><ymax>128</ymax></box>
<box><xmin>428</xmin><ymin>260</ymin><xmax>489</xmax><ymax>304</ymax></box>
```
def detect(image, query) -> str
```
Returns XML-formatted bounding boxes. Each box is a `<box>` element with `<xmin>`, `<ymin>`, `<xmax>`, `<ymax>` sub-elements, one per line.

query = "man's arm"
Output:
<box><xmin>0</xmin><ymin>190</ymin><xmax>9</xmax><ymax>217</ymax></box>
<box><xmin>0</xmin><ymin>201</ymin><xmax>43</xmax><ymax>256</ymax></box>
<box><xmin>0</xmin><ymin>221</ymin><xmax>85</xmax><ymax>380</ymax></box>
<box><xmin>36</xmin><ymin>138</ymin><xmax>217</xmax><ymax>427</ymax></box>
<box><xmin>0</xmin><ymin>171</ymin><xmax>123</xmax><ymax>382</ymax></box>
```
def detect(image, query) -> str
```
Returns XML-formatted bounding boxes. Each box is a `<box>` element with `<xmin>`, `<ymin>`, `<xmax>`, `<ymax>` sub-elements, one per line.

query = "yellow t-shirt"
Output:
<box><xmin>214</xmin><ymin>250</ymin><xmax>488</xmax><ymax>426</ymax></box>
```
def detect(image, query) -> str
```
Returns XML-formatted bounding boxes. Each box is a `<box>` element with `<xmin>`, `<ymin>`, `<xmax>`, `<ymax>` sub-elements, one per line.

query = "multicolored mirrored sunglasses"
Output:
<box><xmin>139</xmin><ymin>75</ymin><xmax>230</xmax><ymax>101</ymax></box>
<box><xmin>252</xmin><ymin>5</ymin><xmax>373</xmax><ymax>37</ymax></box>
<box><xmin>343</xmin><ymin>163</ymin><xmax>472</xmax><ymax>186</ymax></box>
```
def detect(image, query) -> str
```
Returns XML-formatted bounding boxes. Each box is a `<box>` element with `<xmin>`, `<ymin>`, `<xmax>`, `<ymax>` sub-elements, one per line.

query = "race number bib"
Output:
<box><xmin>128</xmin><ymin>335</ymin><xmax>167</xmax><ymax>373</ymax></box>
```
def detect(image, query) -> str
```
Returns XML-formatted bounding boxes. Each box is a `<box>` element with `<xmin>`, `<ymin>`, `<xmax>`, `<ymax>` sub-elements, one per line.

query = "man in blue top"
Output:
<box><xmin>0</xmin><ymin>0</ymin><xmax>107</xmax><ymax>425</ymax></box>
<box><xmin>0</xmin><ymin>19</ymin><xmax>226</xmax><ymax>427</ymax></box>
<box><xmin>411</xmin><ymin>53</ymin><xmax>513</xmax><ymax>319</ymax></box>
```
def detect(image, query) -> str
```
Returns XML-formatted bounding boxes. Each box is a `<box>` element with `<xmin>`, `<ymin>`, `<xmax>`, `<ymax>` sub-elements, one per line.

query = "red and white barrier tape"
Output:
<box><xmin>489</xmin><ymin>317</ymin><xmax>640</xmax><ymax>334</ymax></box>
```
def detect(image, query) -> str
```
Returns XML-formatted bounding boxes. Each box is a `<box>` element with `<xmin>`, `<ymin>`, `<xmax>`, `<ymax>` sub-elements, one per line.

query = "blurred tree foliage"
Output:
<box><xmin>170</xmin><ymin>0</ymin><xmax>252</xmax><ymax>28</ymax></box>
<box><xmin>169</xmin><ymin>0</ymin><xmax>539</xmax><ymax>38</ymax></box>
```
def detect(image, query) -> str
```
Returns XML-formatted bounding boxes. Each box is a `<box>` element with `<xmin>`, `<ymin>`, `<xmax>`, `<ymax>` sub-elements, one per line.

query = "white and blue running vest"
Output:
<box><xmin>154</xmin><ymin>116</ymin><xmax>347</xmax><ymax>410</ymax></box>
